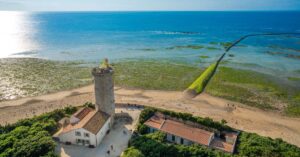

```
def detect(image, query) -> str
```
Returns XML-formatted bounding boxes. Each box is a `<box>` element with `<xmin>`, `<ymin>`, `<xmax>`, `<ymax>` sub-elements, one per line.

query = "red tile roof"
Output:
<box><xmin>74</xmin><ymin>107</ymin><xmax>93</xmax><ymax>120</ymax></box>
<box><xmin>144</xmin><ymin>114</ymin><xmax>164</xmax><ymax>129</ymax></box>
<box><xmin>60</xmin><ymin>107</ymin><xmax>110</xmax><ymax>135</ymax></box>
<box><xmin>83</xmin><ymin>111</ymin><xmax>110</xmax><ymax>134</ymax></box>
<box><xmin>211</xmin><ymin>138</ymin><xmax>234</xmax><ymax>153</ymax></box>
<box><xmin>144</xmin><ymin>113</ymin><xmax>214</xmax><ymax>146</ymax></box>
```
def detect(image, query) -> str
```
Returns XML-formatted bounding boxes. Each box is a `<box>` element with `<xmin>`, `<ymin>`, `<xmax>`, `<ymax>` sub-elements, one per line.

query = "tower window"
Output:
<box><xmin>84</xmin><ymin>133</ymin><xmax>90</xmax><ymax>137</ymax></box>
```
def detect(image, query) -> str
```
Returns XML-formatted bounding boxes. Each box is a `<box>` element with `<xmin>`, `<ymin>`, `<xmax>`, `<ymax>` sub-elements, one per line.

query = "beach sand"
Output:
<box><xmin>0</xmin><ymin>85</ymin><xmax>300</xmax><ymax>147</ymax></box>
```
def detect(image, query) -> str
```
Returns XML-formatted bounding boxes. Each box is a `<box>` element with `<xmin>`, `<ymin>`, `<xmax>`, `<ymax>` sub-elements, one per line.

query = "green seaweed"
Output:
<box><xmin>113</xmin><ymin>60</ymin><xmax>204</xmax><ymax>91</ymax></box>
<box><xmin>266</xmin><ymin>51</ymin><xmax>300</xmax><ymax>60</ymax></box>
<box><xmin>266</xmin><ymin>51</ymin><xmax>284</xmax><ymax>55</ymax></box>
<box><xmin>220</xmin><ymin>42</ymin><xmax>233</xmax><ymax>48</ymax></box>
<box><xmin>269</xmin><ymin>45</ymin><xmax>300</xmax><ymax>53</ymax></box>
<box><xmin>294</xmin><ymin>93</ymin><xmax>300</xmax><ymax>101</ymax></box>
<box><xmin>0</xmin><ymin>58</ymin><xmax>91</xmax><ymax>101</ymax></box>
<box><xmin>188</xmin><ymin>63</ymin><xmax>218</xmax><ymax>93</ymax></box>
<box><xmin>199</xmin><ymin>55</ymin><xmax>209</xmax><ymax>59</ymax></box>
<box><xmin>165</xmin><ymin>45</ymin><xmax>204</xmax><ymax>50</ymax></box>
<box><xmin>209</xmin><ymin>41</ymin><xmax>219</xmax><ymax>45</ymax></box>
<box><xmin>206</xmin><ymin>67</ymin><xmax>290</xmax><ymax>111</ymax></box>
<box><xmin>139</xmin><ymin>48</ymin><xmax>156</xmax><ymax>51</ymax></box>
<box><xmin>285</xmin><ymin>103</ymin><xmax>300</xmax><ymax>117</ymax></box>
<box><xmin>228</xmin><ymin>54</ymin><xmax>235</xmax><ymax>57</ymax></box>
<box><xmin>288</xmin><ymin>77</ymin><xmax>300</xmax><ymax>81</ymax></box>
<box><xmin>209</xmin><ymin>41</ymin><xmax>247</xmax><ymax>49</ymax></box>
<box><xmin>206</xmin><ymin>47</ymin><xmax>221</xmax><ymax>50</ymax></box>
<box><xmin>295</xmin><ymin>70</ymin><xmax>300</xmax><ymax>74</ymax></box>
<box><xmin>1</xmin><ymin>58</ymin><xmax>300</xmax><ymax>117</ymax></box>
<box><xmin>285</xmin><ymin>93</ymin><xmax>300</xmax><ymax>116</ymax></box>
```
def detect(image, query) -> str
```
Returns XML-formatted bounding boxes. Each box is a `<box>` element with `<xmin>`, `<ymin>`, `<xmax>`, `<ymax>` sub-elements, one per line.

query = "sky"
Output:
<box><xmin>0</xmin><ymin>0</ymin><xmax>300</xmax><ymax>11</ymax></box>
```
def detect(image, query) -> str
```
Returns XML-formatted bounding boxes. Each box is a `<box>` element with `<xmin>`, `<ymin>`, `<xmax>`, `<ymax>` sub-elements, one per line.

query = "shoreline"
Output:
<box><xmin>1</xmin><ymin>84</ymin><xmax>300</xmax><ymax>147</ymax></box>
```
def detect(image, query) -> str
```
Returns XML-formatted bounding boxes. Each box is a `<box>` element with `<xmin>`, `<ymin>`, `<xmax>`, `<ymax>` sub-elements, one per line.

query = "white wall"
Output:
<box><xmin>59</xmin><ymin>128</ymin><xmax>97</xmax><ymax>146</ymax></box>
<box><xmin>166</xmin><ymin>133</ymin><xmax>193</xmax><ymax>145</ymax></box>
<box><xmin>59</xmin><ymin>118</ymin><xmax>111</xmax><ymax>147</ymax></box>
<box><xmin>96</xmin><ymin>117</ymin><xmax>111</xmax><ymax>146</ymax></box>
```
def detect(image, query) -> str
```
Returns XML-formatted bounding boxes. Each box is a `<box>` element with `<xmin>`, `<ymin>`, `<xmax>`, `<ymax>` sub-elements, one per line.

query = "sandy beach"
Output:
<box><xmin>0</xmin><ymin>85</ymin><xmax>300</xmax><ymax>147</ymax></box>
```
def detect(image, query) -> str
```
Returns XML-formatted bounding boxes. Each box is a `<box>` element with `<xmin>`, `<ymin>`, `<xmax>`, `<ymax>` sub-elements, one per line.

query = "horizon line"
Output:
<box><xmin>1</xmin><ymin>10</ymin><xmax>300</xmax><ymax>12</ymax></box>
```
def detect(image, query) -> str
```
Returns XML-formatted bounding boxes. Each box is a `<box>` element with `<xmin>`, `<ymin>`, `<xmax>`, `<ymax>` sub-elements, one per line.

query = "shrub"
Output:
<box><xmin>237</xmin><ymin>132</ymin><xmax>300</xmax><ymax>157</ymax></box>
<box><xmin>83</xmin><ymin>102</ymin><xmax>95</xmax><ymax>109</ymax></box>
<box><xmin>122</xmin><ymin>147</ymin><xmax>145</xmax><ymax>157</ymax></box>
<box><xmin>64</xmin><ymin>106</ymin><xmax>77</xmax><ymax>115</ymax></box>
<box><xmin>130</xmin><ymin>107</ymin><xmax>300</xmax><ymax>157</ymax></box>
<box><xmin>128</xmin><ymin>132</ymin><xmax>227</xmax><ymax>157</ymax></box>
<box><xmin>0</xmin><ymin>106</ymin><xmax>77</xmax><ymax>157</ymax></box>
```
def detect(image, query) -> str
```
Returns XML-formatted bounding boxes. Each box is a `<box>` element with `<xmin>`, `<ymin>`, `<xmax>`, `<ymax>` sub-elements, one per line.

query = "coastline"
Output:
<box><xmin>1</xmin><ymin>84</ymin><xmax>300</xmax><ymax>147</ymax></box>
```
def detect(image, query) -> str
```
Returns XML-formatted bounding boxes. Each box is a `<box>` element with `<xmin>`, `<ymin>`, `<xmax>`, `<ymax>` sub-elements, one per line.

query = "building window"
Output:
<box><xmin>180</xmin><ymin>138</ymin><xmax>184</xmax><ymax>144</ymax></box>
<box><xmin>85</xmin><ymin>140</ymin><xmax>90</xmax><ymax>145</ymax></box>
<box><xmin>76</xmin><ymin>139</ymin><xmax>82</xmax><ymax>143</ymax></box>
<box><xmin>75</xmin><ymin>131</ymin><xmax>81</xmax><ymax>136</ymax></box>
<box><xmin>84</xmin><ymin>133</ymin><xmax>90</xmax><ymax>137</ymax></box>
<box><xmin>172</xmin><ymin>135</ymin><xmax>175</xmax><ymax>141</ymax></box>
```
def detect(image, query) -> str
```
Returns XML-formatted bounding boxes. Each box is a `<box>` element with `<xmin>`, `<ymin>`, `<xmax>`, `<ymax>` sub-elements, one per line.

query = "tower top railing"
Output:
<box><xmin>92</xmin><ymin>66</ymin><xmax>113</xmax><ymax>76</ymax></box>
<box><xmin>92</xmin><ymin>58</ymin><xmax>113</xmax><ymax>76</ymax></box>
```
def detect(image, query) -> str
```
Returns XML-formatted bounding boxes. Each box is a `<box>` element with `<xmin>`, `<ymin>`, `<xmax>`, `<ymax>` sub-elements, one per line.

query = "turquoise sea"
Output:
<box><xmin>1</xmin><ymin>11</ymin><xmax>300</xmax><ymax>77</ymax></box>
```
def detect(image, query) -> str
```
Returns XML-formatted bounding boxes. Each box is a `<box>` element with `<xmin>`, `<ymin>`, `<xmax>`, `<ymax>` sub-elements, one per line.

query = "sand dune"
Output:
<box><xmin>0</xmin><ymin>85</ymin><xmax>300</xmax><ymax>147</ymax></box>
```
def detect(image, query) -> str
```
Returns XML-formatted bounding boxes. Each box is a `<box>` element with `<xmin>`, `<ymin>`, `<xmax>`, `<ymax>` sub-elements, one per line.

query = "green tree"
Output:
<box><xmin>122</xmin><ymin>147</ymin><xmax>145</xmax><ymax>157</ymax></box>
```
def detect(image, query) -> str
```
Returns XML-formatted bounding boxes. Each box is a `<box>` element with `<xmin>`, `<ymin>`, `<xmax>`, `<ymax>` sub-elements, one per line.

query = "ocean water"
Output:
<box><xmin>1</xmin><ymin>11</ymin><xmax>300</xmax><ymax>76</ymax></box>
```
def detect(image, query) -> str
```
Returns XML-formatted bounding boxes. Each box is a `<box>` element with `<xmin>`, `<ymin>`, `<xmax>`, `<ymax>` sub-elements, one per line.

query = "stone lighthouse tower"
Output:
<box><xmin>92</xmin><ymin>58</ymin><xmax>115</xmax><ymax>126</ymax></box>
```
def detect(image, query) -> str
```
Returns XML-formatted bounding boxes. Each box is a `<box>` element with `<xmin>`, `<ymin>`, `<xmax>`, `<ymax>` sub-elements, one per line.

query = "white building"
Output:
<box><xmin>54</xmin><ymin>59</ymin><xmax>115</xmax><ymax>147</ymax></box>
<box><xmin>55</xmin><ymin>107</ymin><xmax>111</xmax><ymax>147</ymax></box>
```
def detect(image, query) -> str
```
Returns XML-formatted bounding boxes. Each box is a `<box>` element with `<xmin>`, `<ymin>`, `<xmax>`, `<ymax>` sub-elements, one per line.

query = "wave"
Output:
<box><xmin>151</xmin><ymin>31</ymin><xmax>200</xmax><ymax>35</ymax></box>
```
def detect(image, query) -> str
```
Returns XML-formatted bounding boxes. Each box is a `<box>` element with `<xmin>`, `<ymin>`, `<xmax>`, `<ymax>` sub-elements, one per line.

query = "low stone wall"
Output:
<box><xmin>115</xmin><ymin>103</ymin><xmax>145</xmax><ymax>109</ymax></box>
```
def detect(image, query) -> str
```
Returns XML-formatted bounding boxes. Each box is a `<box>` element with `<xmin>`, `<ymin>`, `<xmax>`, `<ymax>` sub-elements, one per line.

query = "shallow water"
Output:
<box><xmin>1</xmin><ymin>11</ymin><xmax>300</xmax><ymax>76</ymax></box>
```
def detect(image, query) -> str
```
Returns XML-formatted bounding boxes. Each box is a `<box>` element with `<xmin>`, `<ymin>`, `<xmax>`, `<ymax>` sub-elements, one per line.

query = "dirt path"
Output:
<box><xmin>0</xmin><ymin>85</ymin><xmax>300</xmax><ymax>147</ymax></box>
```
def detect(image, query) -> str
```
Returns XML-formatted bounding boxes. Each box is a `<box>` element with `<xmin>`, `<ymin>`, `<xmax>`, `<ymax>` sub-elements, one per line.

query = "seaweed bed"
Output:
<box><xmin>1</xmin><ymin>58</ymin><xmax>299</xmax><ymax>117</ymax></box>
<box><xmin>114</xmin><ymin>60</ymin><xmax>300</xmax><ymax>116</ymax></box>
<box><xmin>266</xmin><ymin>51</ymin><xmax>300</xmax><ymax>60</ymax></box>
<box><xmin>136</xmin><ymin>43</ymin><xmax>225</xmax><ymax>51</ymax></box>
<box><xmin>134</xmin><ymin>41</ymin><xmax>245</xmax><ymax>52</ymax></box>
<box><xmin>206</xmin><ymin>66</ymin><xmax>300</xmax><ymax>115</ymax></box>
<box><xmin>113</xmin><ymin>60</ymin><xmax>203</xmax><ymax>91</ymax></box>
<box><xmin>0</xmin><ymin>58</ymin><xmax>92</xmax><ymax>100</ymax></box>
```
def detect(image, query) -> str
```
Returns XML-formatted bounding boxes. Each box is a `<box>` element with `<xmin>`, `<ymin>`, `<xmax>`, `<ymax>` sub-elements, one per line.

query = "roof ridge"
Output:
<box><xmin>82</xmin><ymin>111</ymin><xmax>98</xmax><ymax>128</ymax></box>
<box><xmin>159</xmin><ymin>119</ymin><xmax>166</xmax><ymax>129</ymax></box>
